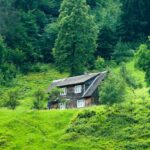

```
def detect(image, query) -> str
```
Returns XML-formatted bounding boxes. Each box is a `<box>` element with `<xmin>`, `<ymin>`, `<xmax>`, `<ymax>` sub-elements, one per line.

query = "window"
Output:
<box><xmin>74</xmin><ymin>85</ymin><xmax>82</xmax><ymax>93</ymax></box>
<box><xmin>59</xmin><ymin>103</ymin><xmax>66</xmax><ymax>110</ymax></box>
<box><xmin>60</xmin><ymin>88</ymin><xmax>67</xmax><ymax>96</ymax></box>
<box><xmin>77</xmin><ymin>99</ymin><xmax>85</xmax><ymax>108</ymax></box>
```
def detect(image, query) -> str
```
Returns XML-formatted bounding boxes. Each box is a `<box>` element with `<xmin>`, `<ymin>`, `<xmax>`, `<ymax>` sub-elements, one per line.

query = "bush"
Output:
<box><xmin>48</xmin><ymin>87</ymin><xmax>61</xmax><ymax>102</ymax></box>
<box><xmin>95</xmin><ymin>57</ymin><xmax>106</xmax><ymax>71</ymax></box>
<box><xmin>135</xmin><ymin>44</ymin><xmax>150</xmax><ymax>86</ymax></box>
<box><xmin>120</xmin><ymin>63</ymin><xmax>142</xmax><ymax>98</ymax></box>
<box><xmin>113</xmin><ymin>41</ymin><xmax>134</xmax><ymax>64</ymax></box>
<box><xmin>5</xmin><ymin>90</ymin><xmax>19</xmax><ymax>110</ymax></box>
<box><xmin>29</xmin><ymin>63</ymin><xmax>49</xmax><ymax>73</ymax></box>
<box><xmin>33</xmin><ymin>89</ymin><xmax>45</xmax><ymax>110</ymax></box>
<box><xmin>0</xmin><ymin>63</ymin><xmax>17</xmax><ymax>85</ymax></box>
<box><xmin>77</xmin><ymin>110</ymin><xmax>96</xmax><ymax>119</ymax></box>
<box><xmin>100</xmin><ymin>73</ymin><xmax>127</xmax><ymax>105</ymax></box>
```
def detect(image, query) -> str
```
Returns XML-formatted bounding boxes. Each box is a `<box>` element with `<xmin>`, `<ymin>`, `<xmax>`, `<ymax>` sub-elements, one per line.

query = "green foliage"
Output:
<box><xmin>0</xmin><ymin>0</ymin><xmax>62</xmax><ymax>82</ymax></box>
<box><xmin>76</xmin><ymin>110</ymin><xmax>96</xmax><ymax>119</ymax></box>
<box><xmin>0</xmin><ymin>36</ymin><xmax>17</xmax><ymax>85</ymax></box>
<box><xmin>48</xmin><ymin>87</ymin><xmax>60</xmax><ymax>102</ymax></box>
<box><xmin>95</xmin><ymin>57</ymin><xmax>106</xmax><ymax>71</ymax></box>
<box><xmin>100</xmin><ymin>73</ymin><xmax>127</xmax><ymax>105</ymax></box>
<box><xmin>120</xmin><ymin>63</ymin><xmax>143</xmax><ymax>99</ymax></box>
<box><xmin>1</xmin><ymin>101</ymin><xmax>150</xmax><ymax>149</ymax></box>
<box><xmin>119</xmin><ymin>0</ymin><xmax>150</xmax><ymax>41</ymax></box>
<box><xmin>136</xmin><ymin>43</ymin><xmax>150</xmax><ymax>86</ymax></box>
<box><xmin>1</xmin><ymin>0</ymin><xmax>150</xmax><ymax>83</ymax></box>
<box><xmin>113</xmin><ymin>41</ymin><xmax>134</xmax><ymax>63</ymax></box>
<box><xmin>29</xmin><ymin>63</ymin><xmax>49</xmax><ymax>73</ymax></box>
<box><xmin>33</xmin><ymin>89</ymin><xmax>45</xmax><ymax>110</ymax></box>
<box><xmin>61</xmin><ymin>101</ymin><xmax>150</xmax><ymax>150</ymax></box>
<box><xmin>0</xmin><ymin>109</ymin><xmax>76</xmax><ymax>149</ymax></box>
<box><xmin>95</xmin><ymin>0</ymin><xmax>121</xmax><ymax>60</ymax></box>
<box><xmin>53</xmin><ymin>0</ymin><xmax>98</xmax><ymax>75</ymax></box>
<box><xmin>0</xmin><ymin>63</ymin><xmax>17</xmax><ymax>85</ymax></box>
<box><xmin>0</xmin><ymin>65</ymin><xmax>68</xmax><ymax>110</ymax></box>
<box><xmin>5</xmin><ymin>90</ymin><xmax>19</xmax><ymax>110</ymax></box>
<box><xmin>120</xmin><ymin>63</ymin><xmax>141</xmax><ymax>89</ymax></box>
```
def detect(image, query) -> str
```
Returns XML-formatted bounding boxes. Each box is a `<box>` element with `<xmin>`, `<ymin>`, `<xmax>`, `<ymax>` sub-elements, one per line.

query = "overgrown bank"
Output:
<box><xmin>0</xmin><ymin>100</ymin><xmax>150</xmax><ymax>150</ymax></box>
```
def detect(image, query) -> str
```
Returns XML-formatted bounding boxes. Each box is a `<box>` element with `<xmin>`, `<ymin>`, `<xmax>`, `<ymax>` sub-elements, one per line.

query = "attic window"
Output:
<box><xmin>60</xmin><ymin>88</ymin><xmax>67</xmax><ymax>96</ymax></box>
<box><xmin>74</xmin><ymin>85</ymin><xmax>82</xmax><ymax>94</ymax></box>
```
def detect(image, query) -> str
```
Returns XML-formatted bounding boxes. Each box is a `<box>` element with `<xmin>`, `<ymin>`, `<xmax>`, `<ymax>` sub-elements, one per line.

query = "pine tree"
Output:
<box><xmin>119</xmin><ymin>0</ymin><xmax>150</xmax><ymax>41</ymax></box>
<box><xmin>53</xmin><ymin>0</ymin><xmax>98</xmax><ymax>76</ymax></box>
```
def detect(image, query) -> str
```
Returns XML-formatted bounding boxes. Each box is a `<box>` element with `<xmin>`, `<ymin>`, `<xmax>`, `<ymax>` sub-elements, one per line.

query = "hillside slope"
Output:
<box><xmin>0</xmin><ymin>65</ymin><xmax>68</xmax><ymax>110</ymax></box>
<box><xmin>0</xmin><ymin>61</ymin><xmax>150</xmax><ymax>149</ymax></box>
<box><xmin>0</xmin><ymin>101</ymin><xmax>150</xmax><ymax>150</ymax></box>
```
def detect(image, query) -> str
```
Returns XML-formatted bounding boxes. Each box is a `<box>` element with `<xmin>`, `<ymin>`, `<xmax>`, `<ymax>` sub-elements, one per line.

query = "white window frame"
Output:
<box><xmin>77</xmin><ymin>99</ymin><xmax>85</xmax><ymax>108</ymax></box>
<box><xmin>60</xmin><ymin>87</ymin><xmax>67</xmax><ymax>96</ymax></box>
<box><xmin>74</xmin><ymin>85</ymin><xmax>82</xmax><ymax>94</ymax></box>
<box><xmin>59</xmin><ymin>103</ymin><xmax>66</xmax><ymax>110</ymax></box>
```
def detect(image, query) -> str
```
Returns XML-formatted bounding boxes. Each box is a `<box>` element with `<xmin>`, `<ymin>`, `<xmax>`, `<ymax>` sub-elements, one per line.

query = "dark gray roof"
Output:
<box><xmin>82</xmin><ymin>71</ymin><xmax>107</xmax><ymax>98</ymax></box>
<box><xmin>47</xmin><ymin>72</ymin><xmax>103</xmax><ymax>92</ymax></box>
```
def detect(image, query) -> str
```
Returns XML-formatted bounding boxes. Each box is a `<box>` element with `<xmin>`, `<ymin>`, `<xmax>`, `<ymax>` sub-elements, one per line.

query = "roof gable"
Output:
<box><xmin>47</xmin><ymin>72</ymin><xmax>106</xmax><ymax>92</ymax></box>
<box><xmin>82</xmin><ymin>71</ymin><xmax>107</xmax><ymax>97</ymax></box>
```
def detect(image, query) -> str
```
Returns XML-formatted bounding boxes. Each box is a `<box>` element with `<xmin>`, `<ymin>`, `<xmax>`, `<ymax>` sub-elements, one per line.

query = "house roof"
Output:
<box><xmin>82</xmin><ymin>71</ymin><xmax>107</xmax><ymax>98</ymax></box>
<box><xmin>47</xmin><ymin>71</ymin><xmax>107</xmax><ymax>94</ymax></box>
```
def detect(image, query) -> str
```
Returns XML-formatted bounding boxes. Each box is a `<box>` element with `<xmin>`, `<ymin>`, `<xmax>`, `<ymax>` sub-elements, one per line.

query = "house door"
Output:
<box><xmin>59</xmin><ymin>103</ymin><xmax>66</xmax><ymax>110</ymax></box>
<box><xmin>77</xmin><ymin>99</ymin><xmax>85</xmax><ymax>108</ymax></box>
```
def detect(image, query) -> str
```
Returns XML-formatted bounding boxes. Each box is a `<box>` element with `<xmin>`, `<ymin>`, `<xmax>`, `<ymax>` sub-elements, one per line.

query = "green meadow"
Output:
<box><xmin>1</xmin><ymin>101</ymin><xmax>150</xmax><ymax>150</ymax></box>
<box><xmin>0</xmin><ymin>61</ymin><xmax>150</xmax><ymax>150</ymax></box>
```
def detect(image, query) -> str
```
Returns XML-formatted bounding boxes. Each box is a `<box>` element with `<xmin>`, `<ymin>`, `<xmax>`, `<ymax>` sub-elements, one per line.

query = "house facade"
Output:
<box><xmin>47</xmin><ymin>72</ymin><xmax>107</xmax><ymax>109</ymax></box>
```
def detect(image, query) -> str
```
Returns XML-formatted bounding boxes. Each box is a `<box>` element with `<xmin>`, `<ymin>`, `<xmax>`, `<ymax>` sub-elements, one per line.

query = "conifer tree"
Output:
<box><xmin>53</xmin><ymin>0</ymin><xmax>98</xmax><ymax>75</ymax></box>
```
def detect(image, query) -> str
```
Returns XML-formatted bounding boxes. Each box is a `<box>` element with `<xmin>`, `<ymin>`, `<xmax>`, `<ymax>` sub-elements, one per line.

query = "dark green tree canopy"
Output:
<box><xmin>53</xmin><ymin>0</ymin><xmax>98</xmax><ymax>75</ymax></box>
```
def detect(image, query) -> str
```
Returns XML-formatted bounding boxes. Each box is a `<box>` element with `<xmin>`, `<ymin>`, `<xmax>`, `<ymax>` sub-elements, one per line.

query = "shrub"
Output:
<box><xmin>33</xmin><ymin>89</ymin><xmax>45</xmax><ymax>110</ymax></box>
<box><xmin>29</xmin><ymin>63</ymin><xmax>49</xmax><ymax>73</ymax></box>
<box><xmin>113</xmin><ymin>41</ymin><xmax>134</xmax><ymax>64</ymax></box>
<box><xmin>135</xmin><ymin>43</ymin><xmax>150</xmax><ymax>86</ymax></box>
<box><xmin>99</xmin><ymin>73</ymin><xmax>127</xmax><ymax>105</ymax></box>
<box><xmin>120</xmin><ymin>63</ymin><xmax>142</xmax><ymax>98</ymax></box>
<box><xmin>77</xmin><ymin>110</ymin><xmax>96</xmax><ymax>119</ymax></box>
<box><xmin>95</xmin><ymin>57</ymin><xmax>106</xmax><ymax>71</ymax></box>
<box><xmin>0</xmin><ymin>63</ymin><xmax>17</xmax><ymax>85</ymax></box>
<box><xmin>48</xmin><ymin>87</ymin><xmax>61</xmax><ymax>102</ymax></box>
<box><xmin>5</xmin><ymin>90</ymin><xmax>19</xmax><ymax>110</ymax></box>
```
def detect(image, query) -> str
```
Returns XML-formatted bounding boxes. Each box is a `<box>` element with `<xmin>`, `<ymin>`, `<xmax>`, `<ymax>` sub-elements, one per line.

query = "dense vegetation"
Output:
<box><xmin>0</xmin><ymin>0</ymin><xmax>150</xmax><ymax>85</ymax></box>
<box><xmin>1</xmin><ymin>100</ymin><xmax>150</xmax><ymax>149</ymax></box>
<box><xmin>0</xmin><ymin>0</ymin><xmax>150</xmax><ymax>149</ymax></box>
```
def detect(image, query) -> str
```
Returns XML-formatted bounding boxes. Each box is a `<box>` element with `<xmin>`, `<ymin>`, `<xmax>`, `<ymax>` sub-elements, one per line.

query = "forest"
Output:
<box><xmin>0</xmin><ymin>0</ymin><xmax>150</xmax><ymax>149</ymax></box>
<box><xmin>0</xmin><ymin>0</ymin><xmax>150</xmax><ymax>84</ymax></box>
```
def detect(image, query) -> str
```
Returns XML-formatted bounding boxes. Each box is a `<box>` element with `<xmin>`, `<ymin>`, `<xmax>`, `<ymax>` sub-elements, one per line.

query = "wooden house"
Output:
<box><xmin>47</xmin><ymin>71</ymin><xmax>107</xmax><ymax>109</ymax></box>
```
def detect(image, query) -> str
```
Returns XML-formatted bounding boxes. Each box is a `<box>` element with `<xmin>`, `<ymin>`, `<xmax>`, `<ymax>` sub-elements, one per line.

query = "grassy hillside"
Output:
<box><xmin>0</xmin><ymin>61</ymin><xmax>150</xmax><ymax>149</ymax></box>
<box><xmin>113</xmin><ymin>60</ymin><xmax>149</xmax><ymax>102</ymax></box>
<box><xmin>58</xmin><ymin>100</ymin><xmax>150</xmax><ymax>150</ymax></box>
<box><xmin>0</xmin><ymin>65</ymin><xmax>68</xmax><ymax>110</ymax></box>
<box><xmin>0</xmin><ymin>100</ymin><xmax>150</xmax><ymax>150</ymax></box>
<box><xmin>0</xmin><ymin>109</ymin><xmax>77</xmax><ymax>150</ymax></box>
<box><xmin>0</xmin><ymin>60</ymin><xmax>149</xmax><ymax>110</ymax></box>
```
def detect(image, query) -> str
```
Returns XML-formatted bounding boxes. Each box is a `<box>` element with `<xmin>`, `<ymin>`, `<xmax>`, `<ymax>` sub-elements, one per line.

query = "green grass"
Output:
<box><xmin>58</xmin><ymin>100</ymin><xmax>150</xmax><ymax>150</ymax></box>
<box><xmin>1</xmin><ymin>100</ymin><xmax>150</xmax><ymax>150</ymax></box>
<box><xmin>0</xmin><ymin>61</ymin><xmax>150</xmax><ymax>149</ymax></box>
<box><xmin>0</xmin><ymin>109</ymin><xmax>78</xmax><ymax>150</ymax></box>
<box><xmin>0</xmin><ymin>65</ymin><xmax>68</xmax><ymax>110</ymax></box>
<box><xmin>113</xmin><ymin>60</ymin><xmax>150</xmax><ymax>102</ymax></box>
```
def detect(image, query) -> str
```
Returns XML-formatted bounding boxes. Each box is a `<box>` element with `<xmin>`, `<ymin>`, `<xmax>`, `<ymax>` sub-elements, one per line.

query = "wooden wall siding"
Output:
<box><xmin>85</xmin><ymin>98</ymin><xmax>92</xmax><ymax>107</ymax></box>
<box><xmin>58</xmin><ymin>75</ymin><xmax>100</xmax><ymax>105</ymax></box>
<box><xmin>60</xmin><ymin>84</ymin><xmax>84</xmax><ymax>101</ymax></box>
<box><xmin>51</xmin><ymin>104</ymin><xmax>58</xmax><ymax>109</ymax></box>
<box><xmin>67</xmin><ymin>100</ymin><xmax>77</xmax><ymax>108</ymax></box>
<box><xmin>92</xmin><ymin>88</ymin><xmax>99</xmax><ymax>104</ymax></box>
